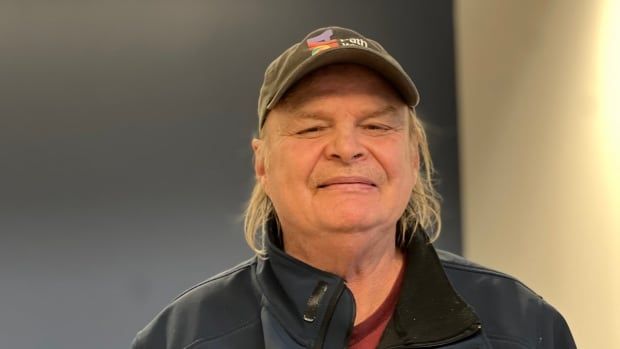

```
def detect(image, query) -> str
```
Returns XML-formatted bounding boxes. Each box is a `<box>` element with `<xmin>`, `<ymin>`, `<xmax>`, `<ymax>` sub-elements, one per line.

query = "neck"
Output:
<box><xmin>281</xmin><ymin>226</ymin><xmax>405</xmax><ymax>325</ymax></box>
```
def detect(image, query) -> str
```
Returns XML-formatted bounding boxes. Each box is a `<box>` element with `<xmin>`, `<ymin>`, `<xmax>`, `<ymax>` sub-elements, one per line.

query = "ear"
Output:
<box><xmin>252</xmin><ymin>138</ymin><xmax>267</xmax><ymax>188</ymax></box>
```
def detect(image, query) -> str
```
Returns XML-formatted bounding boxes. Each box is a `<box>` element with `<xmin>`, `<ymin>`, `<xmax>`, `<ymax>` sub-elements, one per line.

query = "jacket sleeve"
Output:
<box><xmin>130</xmin><ymin>334</ymin><xmax>143</xmax><ymax>349</ymax></box>
<box><xmin>131</xmin><ymin>326</ymin><xmax>164</xmax><ymax>349</ymax></box>
<box><xmin>540</xmin><ymin>300</ymin><xmax>576</xmax><ymax>348</ymax></box>
<box><xmin>130</xmin><ymin>308</ymin><xmax>171</xmax><ymax>349</ymax></box>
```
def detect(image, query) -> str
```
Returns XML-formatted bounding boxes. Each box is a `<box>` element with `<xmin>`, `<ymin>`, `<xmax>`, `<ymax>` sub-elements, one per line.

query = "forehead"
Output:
<box><xmin>276</xmin><ymin>63</ymin><xmax>406</xmax><ymax>112</ymax></box>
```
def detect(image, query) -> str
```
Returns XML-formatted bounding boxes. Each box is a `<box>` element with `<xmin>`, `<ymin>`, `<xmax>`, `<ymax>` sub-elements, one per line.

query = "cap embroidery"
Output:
<box><xmin>306</xmin><ymin>28</ymin><xmax>368</xmax><ymax>56</ymax></box>
<box><xmin>307</xmin><ymin>29</ymin><xmax>339</xmax><ymax>56</ymax></box>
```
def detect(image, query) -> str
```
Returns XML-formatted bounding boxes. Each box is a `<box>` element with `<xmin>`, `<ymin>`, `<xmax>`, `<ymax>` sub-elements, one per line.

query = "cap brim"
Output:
<box><xmin>266</xmin><ymin>46</ymin><xmax>420</xmax><ymax>110</ymax></box>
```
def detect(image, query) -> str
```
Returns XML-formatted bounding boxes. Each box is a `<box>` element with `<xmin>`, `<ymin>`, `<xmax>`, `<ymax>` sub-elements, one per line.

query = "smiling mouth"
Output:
<box><xmin>317</xmin><ymin>177</ymin><xmax>377</xmax><ymax>189</ymax></box>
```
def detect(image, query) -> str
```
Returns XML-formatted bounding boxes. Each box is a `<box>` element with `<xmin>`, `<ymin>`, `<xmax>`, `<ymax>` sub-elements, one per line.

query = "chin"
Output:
<box><xmin>320</xmin><ymin>209</ymin><xmax>382</xmax><ymax>232</ymax></box>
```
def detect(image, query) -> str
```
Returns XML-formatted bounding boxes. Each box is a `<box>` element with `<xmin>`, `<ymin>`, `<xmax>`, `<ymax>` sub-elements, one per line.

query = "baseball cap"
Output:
<box><xmin>257</xmin><ymin>26</ymin><xmax>420</xmax><ymax>129</ymax></box>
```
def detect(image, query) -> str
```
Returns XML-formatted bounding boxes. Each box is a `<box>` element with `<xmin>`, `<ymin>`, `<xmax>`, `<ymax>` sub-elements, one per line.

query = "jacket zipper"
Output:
<box><xmin>312</xmin><ymin>280</ymin><xmax>346</xmax><ymax>349</ymax></box>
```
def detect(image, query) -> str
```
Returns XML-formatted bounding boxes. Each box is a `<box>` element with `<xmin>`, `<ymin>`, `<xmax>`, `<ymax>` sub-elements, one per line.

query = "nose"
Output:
<box><xmin>324</xmin><ymin>127</ymin><xmax>367</xmax><ymax>163</ymax></box>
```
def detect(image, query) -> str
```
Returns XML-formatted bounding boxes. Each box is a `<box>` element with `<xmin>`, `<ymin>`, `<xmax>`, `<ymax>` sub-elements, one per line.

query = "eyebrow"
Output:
<box><xmin>290</xmin><ymin>105</ymin><xmax>401</xmax><ymax>121</ymax></box>
<box><xmin>364</xmin><ymin>105</ymin><xmax>400</xmax><ymax>120</ymax></box>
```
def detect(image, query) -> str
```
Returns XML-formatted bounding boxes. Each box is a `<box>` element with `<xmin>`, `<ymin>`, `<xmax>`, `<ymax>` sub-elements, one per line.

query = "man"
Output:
<box><xmin>132</xmin><ymin>26</ymin><xmax>576</xmax><ymax>349</ymax></box>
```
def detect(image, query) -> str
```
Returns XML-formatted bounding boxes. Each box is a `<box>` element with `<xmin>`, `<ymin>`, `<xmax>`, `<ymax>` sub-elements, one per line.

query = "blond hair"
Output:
<box><xmin>243</xmin><ymin>108</ymin><xmax>441</xmax><ymax>255</ymax></box>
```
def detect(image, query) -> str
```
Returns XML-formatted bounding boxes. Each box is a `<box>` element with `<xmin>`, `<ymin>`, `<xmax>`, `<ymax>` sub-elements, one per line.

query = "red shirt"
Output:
<box><xmin>347</xmin><ymin>261</ymin><xmax>405</xmax><ymax>349</ymax></box>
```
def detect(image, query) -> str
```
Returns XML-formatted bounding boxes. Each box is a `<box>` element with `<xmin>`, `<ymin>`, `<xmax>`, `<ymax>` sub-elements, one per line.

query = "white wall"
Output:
<box><xmin>455</xmin><ymin>1</ymin><xmax>620</xmax><ymax>348</ymax></box>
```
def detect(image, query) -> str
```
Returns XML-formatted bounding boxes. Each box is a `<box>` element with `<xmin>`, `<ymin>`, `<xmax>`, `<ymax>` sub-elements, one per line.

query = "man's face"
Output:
<box><xmin>253</xmin><ymin>64</ymin><xmax>419</xmax><ymax>238</ymax></box>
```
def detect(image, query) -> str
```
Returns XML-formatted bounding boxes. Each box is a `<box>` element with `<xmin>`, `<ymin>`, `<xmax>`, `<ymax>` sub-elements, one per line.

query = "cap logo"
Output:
<box><xmin>306</xmin><ymin>29</ymin><xmax>338</xmax><ymax>56</ymax></box>
<box><xmin>306</xmin><ymin>29</ymin><xmax>368</xmax><ymax>56</ymax></box>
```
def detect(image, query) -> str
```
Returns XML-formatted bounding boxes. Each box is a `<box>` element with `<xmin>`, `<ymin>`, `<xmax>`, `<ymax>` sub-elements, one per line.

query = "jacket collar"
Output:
<box><xmin>378</xmin><ymin>231</ymin><xmax>481</xmax><ymax>347</ymax></box>
<box><xmin>256</xmin><ymin>225</ymin><xmax>354</xmax><ymax>348</ymax></box>
<box><xmin>255</xmin><ymin>223</ymin><xmax>481</xmax><ymax>348</ymax></box>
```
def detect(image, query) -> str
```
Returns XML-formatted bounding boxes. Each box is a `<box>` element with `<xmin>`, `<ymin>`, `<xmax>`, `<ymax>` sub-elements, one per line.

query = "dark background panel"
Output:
<box><xmin>0</xmin><ymin>1</ymin><xmax>460</xmax><ymax>348</ymax></box>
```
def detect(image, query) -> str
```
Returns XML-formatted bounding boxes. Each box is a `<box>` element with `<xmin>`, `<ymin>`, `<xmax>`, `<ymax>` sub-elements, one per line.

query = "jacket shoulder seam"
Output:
<box><xmin>182</xmin><ymin>316</ymin><xmax>261</xmax><ymax>349</ymax></box>
<box><xmin>174</xmin><ymin>257</ymin><xmax>257</xmax><ymax>301</ymax></box>
<box><xmin>441</xmin><ymin>261</ymin><xmax>540</xmax><ymax>297</ymax></box>
<box><xmin>486</xmin><ymin>333</ymin><xmax>531</xmax><ymax>349</ymax></box>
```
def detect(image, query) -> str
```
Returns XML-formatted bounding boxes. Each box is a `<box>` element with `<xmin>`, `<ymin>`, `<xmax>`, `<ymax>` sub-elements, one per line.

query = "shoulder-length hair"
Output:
<box><xmin>243</xmin><ymin>108</ymin><xmax>441</xmax><ymax>256</ymax></box>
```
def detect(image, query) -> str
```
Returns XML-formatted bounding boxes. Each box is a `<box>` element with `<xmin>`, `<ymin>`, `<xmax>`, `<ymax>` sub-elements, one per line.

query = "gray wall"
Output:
<box><xmin>0</xmin><ymin>1</ymin><xmax>460</xmax><ymax>348</ymax></box>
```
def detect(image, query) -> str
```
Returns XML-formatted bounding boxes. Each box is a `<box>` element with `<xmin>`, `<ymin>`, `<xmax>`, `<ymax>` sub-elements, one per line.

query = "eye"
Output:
<box><xmin>296</xmin><ymin>126</ymin><xmax>326</xmax><ymax>135</ymax></box>
<box><xmin>363</xmin><ymin>124</ymin><xmax>391</xmax><ymax>132</ymax></box>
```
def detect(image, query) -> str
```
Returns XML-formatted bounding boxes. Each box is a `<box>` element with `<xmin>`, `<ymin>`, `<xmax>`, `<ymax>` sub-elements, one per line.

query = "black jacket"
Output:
<box><xmin>132</xmin><ymin>231</ymin><xmax>576</xmax><ymax>348</ymax></box>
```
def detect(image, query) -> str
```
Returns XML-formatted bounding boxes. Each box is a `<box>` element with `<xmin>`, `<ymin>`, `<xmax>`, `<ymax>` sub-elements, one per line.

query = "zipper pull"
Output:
<box><xmin>303</xmin><ymin>281</ymin><xmax>329</xmax><ymax>323</ymax></box>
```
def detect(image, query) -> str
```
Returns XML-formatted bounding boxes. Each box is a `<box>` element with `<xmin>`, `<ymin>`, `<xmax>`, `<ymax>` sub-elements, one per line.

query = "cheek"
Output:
<box><xmin>384</xmin><ymin>151</ymin><xmax>418</xmax><ymax>197</ymax></box>
<box><xmin>380</xmin><ymin>140</ymin><xmax>417</xmax><ymax>180</ymax></box>
<box><xmin>265</xmin><ymin>142</ymin><xmax>320</xmax><ymax>189</ymax></box>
